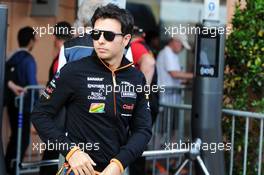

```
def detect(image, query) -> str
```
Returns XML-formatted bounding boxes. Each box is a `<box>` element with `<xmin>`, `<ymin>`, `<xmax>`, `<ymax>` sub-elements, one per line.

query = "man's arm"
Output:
<box><xmin>131</xmin><ymin>41</ymin><xmax>155</xmax><ymax>85</ymax></box>
<box><xmin>31</xmin><ymin>65</ymin><xmax>96</xmax><ymax>175</ymax></box>
<box><xmin>25</xmin><ymin>59</ymin><xmax>38</xmax><ymax>85</ymax></box>
<box><xmin>169</xmin><ymin>71</ymin><xmax>193</xmax><ymax>80</ymax></box>
<box><xmin>138</xmin><ymin>53</ymin><xmax>155</xmax><ymax>85</ymax></box>
<box><xmin>7</xmin><ymin>81</ymin><xmax>25</xmax><ymax>95</ymax></box>
<box><xmin>31</xmin><ymin>65</ymin><xmax>73</xmax><ymax>156</ymax></box>
<box><xmin>163</xmin><ymin>50</ymin><xmax>193</xmax><ymax>80</ymax></box>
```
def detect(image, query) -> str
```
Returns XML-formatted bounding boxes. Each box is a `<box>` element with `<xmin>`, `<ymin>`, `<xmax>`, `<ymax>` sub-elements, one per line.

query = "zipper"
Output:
<box><xmin>112</xmin><ymin>72</ymin><xmax>117</xmax><ymax>116</ymax></box>
<box><xmin>97</xmin><ymin>57</ymin><xmax>133</xmax><ymax>117</ymax></box>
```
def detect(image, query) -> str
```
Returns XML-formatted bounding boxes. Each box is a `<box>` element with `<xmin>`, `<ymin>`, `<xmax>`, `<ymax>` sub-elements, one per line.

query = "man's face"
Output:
<box><xmin>53</xmin><ymin>37</ymin><xmax>64</xmax><ymax>49</ymax></box>
<box><xmin>93</xmin><ymin>18</ymin><xmax>131</xmax><ymax>61</ymax></box>
<box><xmin>171</xmin><ymin>39</ymin><xmax>183</xmax><ymax>53</ymax></box>
<box><xmin>28</xmin><ymin>37</ymin><xmax>36</xmax><ymax>51</ymax></box>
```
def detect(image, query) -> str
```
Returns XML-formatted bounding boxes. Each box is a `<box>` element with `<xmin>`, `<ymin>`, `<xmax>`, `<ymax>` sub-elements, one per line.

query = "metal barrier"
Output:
<box><xmin>12</xmin><ymin>86</ymin><xmax>264</xmax><ymax>175</ymax></box>
<box><xmin>154</xmin><ymin>103</ymin><xmax>264</xmax><ymax>175</ymax></box>
<box><xmin>223</xmin><ymin>109</ymin><xmax>264</xmax><ymax>175</ymax></box>
<box><xmin>15</xmin><ymin>85</ymin><xmax>44</xmax><ymax>175</ymax></box>
<box><xmin>149</xmin><ymin>103</ymin><xmax>192</xmax><ymax>175</ymax></box>
<box><xmin>160</xmin><ymin>85</ymin><xmax>192</xmax><ymax>105</ymax></box>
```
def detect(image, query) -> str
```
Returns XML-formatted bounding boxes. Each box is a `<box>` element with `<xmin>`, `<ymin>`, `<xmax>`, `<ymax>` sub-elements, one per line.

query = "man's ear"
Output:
<box><xmin>123</xmin><ymin>34</ymin><xmax>132</xmax><ymax>47</ymax></box>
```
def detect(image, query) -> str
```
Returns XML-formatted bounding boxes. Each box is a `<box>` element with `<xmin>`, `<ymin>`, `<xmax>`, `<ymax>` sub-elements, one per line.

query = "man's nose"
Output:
<box><xmin>98</xmin><ymin>33</ymin><xmax>105</xmax><ymax>44</ymax></box>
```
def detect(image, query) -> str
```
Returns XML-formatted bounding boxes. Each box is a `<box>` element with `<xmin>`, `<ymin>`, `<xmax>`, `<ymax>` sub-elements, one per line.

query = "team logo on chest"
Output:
<box><xmin>87</xmin><ymin>76</ymin><xmax>106</xmax><ymax>100</ymax></box>
<box><xmin>122</xmin><ymin>104</ymin><xmax>134</xmax><ymax>111</ymax></box>
<box><xmin>89</xmin><ymin>103</ymin><xmax>105</xmax><ymax>113</ymax></box>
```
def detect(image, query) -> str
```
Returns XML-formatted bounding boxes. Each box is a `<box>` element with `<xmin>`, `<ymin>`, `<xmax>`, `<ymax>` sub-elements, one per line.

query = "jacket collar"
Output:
<box><xmin>92</xmin><ymin>51</ymin><xmax>133</xmax><ymax>72</ymax></box>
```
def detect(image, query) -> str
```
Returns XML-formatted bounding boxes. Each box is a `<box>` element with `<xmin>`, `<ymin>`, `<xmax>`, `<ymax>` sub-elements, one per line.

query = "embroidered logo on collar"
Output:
<box><xmin>89</xmin><ymin>103</ymin><xmax>105</xmax><ymax>113</ymax></box>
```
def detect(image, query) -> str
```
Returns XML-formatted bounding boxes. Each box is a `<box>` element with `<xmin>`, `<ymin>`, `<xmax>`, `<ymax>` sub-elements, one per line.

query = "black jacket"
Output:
<box><xmin>31</xmin><ymin>53</ymin><xmax>152</xmax><ymax>171</ymax></box>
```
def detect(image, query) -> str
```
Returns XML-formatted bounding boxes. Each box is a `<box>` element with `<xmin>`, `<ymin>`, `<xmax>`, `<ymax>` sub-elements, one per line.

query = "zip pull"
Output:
<box><xmin>112</xmin><ymin>73</ymin><xmax>117</xmax><ymax>88</ymax></box>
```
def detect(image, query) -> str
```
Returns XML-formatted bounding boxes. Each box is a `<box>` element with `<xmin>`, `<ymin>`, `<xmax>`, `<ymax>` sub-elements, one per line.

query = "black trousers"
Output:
<box><xmin>129</xmin><ymin>157</ymin><xmax>146</xmax><ymax>175</ymax></box>
<box><xmin>39</xmin><ymin>149</ymin><xmax>60</xmax><ymax>175</ymax></box>
<box><xmin>5</xmin><ymin>104</ymin><xmax>31</xmax><ymax>175</ymax></box>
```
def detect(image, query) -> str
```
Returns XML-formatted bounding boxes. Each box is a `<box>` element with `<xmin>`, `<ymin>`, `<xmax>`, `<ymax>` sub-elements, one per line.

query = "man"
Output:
<box><xmin>157</xmin><ymin>35</ymin><xmax>193</xmax><ymax>104</ymax></box>
<box><xmin>5</xmin><ymin>26</ymin><xmax>38</xmax><ymax>175</ymax></box>
<box><xmin>145</xmin><ymin>30</ymin><xmax>160</xmax><ymax>58</ymax></box>
<box><xmin>130</xmin><ymin>27</ymin><xmax>156</xmax><ymax>85</ymax></box>
<box><xmin>129</xmin><ymin>27</ymin><xmax>158</xmax><ymax>175</ymax></box>
<box><xmin>31</xmin><ymin>4</ymin><xmax>152</xmax><ymax>175</ymax></box>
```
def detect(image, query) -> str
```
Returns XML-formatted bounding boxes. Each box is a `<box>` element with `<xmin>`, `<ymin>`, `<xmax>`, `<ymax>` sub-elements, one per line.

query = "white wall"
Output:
<box><xmin>160</xmin><ymin>1</ymin><xmax>227</xmax><ymax>24</ymax></box>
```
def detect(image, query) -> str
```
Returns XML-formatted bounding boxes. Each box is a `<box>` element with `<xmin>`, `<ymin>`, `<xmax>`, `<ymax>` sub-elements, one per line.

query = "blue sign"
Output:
<box><xmin>208</xmin><ymin>2</ymin><xmax>215</xmax><ymax>11</ymax></box>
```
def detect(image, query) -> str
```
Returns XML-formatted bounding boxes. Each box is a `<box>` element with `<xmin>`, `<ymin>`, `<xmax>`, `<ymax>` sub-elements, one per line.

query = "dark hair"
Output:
<box><xmin>145</xmin><ymin>30</ymin><xmax>160</xmax><ymax>44</ymax></box>
<box><xmin>53</xmin><ymin>21</ymin><xmax>72</xmax><ymax>41</ymax></box>
<box><xmin>18</xmin><ymin>26</ymin><xmax>35</xmax><ymax>47</ymax></box>
<box><xmin>91</xmin><ymin>3</ymin><xmax>134</xmax><ymax>35</ymax></box>
<box><xmin>133</xmin><ymin>26</ymin><xmax>144</xmax><ymax>36</ymax></box>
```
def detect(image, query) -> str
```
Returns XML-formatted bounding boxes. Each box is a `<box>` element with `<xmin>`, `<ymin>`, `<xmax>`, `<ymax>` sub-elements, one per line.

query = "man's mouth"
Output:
<box><xmin>97</xmin><ymin>48</ymin><xmax>108</xmax><ymax>52</ymax></box>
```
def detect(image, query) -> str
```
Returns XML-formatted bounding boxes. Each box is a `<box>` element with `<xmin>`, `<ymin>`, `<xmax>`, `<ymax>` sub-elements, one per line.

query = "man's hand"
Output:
<box><xmin>8</xmin><ymin>81</ymin><xmax>25</xmax><ymax>96</ymax></box>
<box><xmin>68</xmin><ymin>150</ymin><xmax>96</xmax><ymax>175</ymax></box>
<box><xmin>100</xmin><ymin>162</ymin><xmax>122</xmax><ymax>175</ymax></box>
<box><xmin>30</xmin><ymin>125</ymin><xmax>38</xmax><ymax>135</ymax></box>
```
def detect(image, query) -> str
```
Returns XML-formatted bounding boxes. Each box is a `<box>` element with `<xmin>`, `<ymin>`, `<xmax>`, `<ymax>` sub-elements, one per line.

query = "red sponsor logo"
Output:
<box><xmin>123</xmin><ymin>104</ymin><xmax>134</xmax><ymax>110</ymax></box>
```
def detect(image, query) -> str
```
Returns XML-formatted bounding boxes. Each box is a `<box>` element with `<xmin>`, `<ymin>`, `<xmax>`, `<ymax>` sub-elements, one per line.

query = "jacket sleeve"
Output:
<box><xmin>25</xmin><ymin>58</ymin><xmax>38</xmax><ymax>85</ymax></box>
<box><xmin>115</xmin><ymin>73</ymin><xmax>152</xmax><ymax>168</ymax></box>
<box><xmin>31</xmin><ymin>65</ymin><xmax>74</xmax><ymax>157</ymax></box>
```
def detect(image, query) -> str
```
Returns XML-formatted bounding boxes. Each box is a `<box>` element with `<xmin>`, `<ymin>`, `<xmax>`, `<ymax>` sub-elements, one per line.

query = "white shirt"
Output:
<box><xmin>57</xmin><ymin>45</ymin><xmax>66</xmax><ymax>71</ymax></box>
<box><xmin>157</xmin><ymin>46</ymin><xmax>181</xmax><ymax>87</ymax></box>
<box><xmin>157</xmin><ymin>46</ymin><xmax>182</xmax><ymax>104</ymax></box>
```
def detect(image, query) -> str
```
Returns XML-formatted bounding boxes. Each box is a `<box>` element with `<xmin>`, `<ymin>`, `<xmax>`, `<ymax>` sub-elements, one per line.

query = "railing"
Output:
<box><xmin>222</xmin><ymin>108</ymin><xmax>264</xmax><ymax>175</ymax></box>
<box><xmin>154</xmin><ymin>103</ymin><xmax>264</xmax><ymax>175</ymax></box>
<box><xmin>15</xmin><ymin>85</ymin><xmax>45</xmax><ymax>174</ymax></box>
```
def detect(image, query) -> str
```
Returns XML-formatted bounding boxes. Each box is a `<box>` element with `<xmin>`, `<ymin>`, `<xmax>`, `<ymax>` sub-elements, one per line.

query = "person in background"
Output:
<box><xmin>145</xmin><ymin>29</ymin><xmax>160</xmax><ymax>58</ymax></box>
<box><xmin>157</xmin><ymin>34</ymin><xmax>193</xmax><ymax>104</ymax></box>
<box><xmin>4</xmin><ymin>26</ymin><xmax>38</xmax><ymax>175</ymax></box>
<box><xmin>130</xmin><ymin>26</ymin><xmax>155</xmax><ymax>85</ymax></box>
<box><xmin>129</xmin><ymin>26</ymin><xmax>158</xmax><ymax>175</ymax></box>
